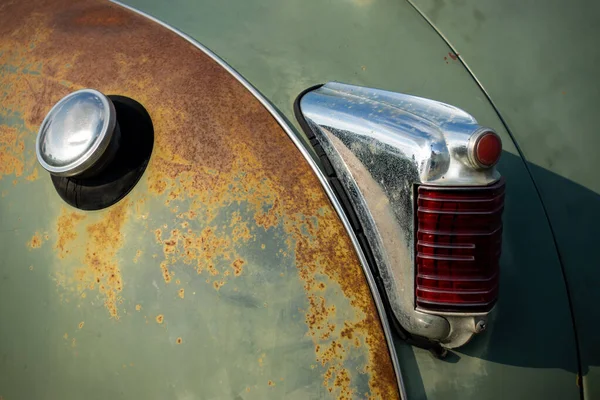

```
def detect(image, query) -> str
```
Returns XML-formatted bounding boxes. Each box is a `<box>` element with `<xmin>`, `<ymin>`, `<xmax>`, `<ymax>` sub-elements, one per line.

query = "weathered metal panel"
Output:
<box><xmin>115</xmin><ymin>0</ymin><xmax>581</xmax><ymax>398</ymax></box>
<box><xmin>409</xmin><ymin>0</ymin><xmax>600</xmax><ymax>397</ymax></box>
<box><xmin>0</xmin><ymin>1</ymin><xmax>399</xmax><ymax>398</ymax></box>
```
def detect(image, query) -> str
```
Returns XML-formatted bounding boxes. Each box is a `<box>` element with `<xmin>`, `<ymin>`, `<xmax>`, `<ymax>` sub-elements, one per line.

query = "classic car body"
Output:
<box><xmin>0</xmin><ymin>0</ymin><xmax>597</xmax><ymax>399</ymax></box>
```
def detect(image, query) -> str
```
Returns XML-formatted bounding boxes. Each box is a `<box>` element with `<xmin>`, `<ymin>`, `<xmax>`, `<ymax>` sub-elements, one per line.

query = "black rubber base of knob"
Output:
<box><xmin>51</xmin><ymin>95</ymin><xmax>154</xmax><ymax>211</ymax></box>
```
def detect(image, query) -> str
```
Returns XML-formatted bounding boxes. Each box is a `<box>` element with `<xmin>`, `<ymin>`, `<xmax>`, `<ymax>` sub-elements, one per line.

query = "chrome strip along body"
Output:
<box><xmin>110</xmin><ymin>1</ymin><xmax>406</xmax><ymax>397</ymax></box>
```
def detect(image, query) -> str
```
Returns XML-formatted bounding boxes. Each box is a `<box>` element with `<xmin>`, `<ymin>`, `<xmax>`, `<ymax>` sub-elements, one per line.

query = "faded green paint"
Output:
<box><xmin>0</xmin><ymin>1</ymin><xmax>399</xmax><ymax>398</ymax></box>
<box><xmin>119</xmin><ymin>0</ymin><xmax>582</xmax><ymax>398</ymax></box>
<box><xmin>409</xmin><ymin>0</ymin><xmax>600</xmax><ymax>397</ymax></box>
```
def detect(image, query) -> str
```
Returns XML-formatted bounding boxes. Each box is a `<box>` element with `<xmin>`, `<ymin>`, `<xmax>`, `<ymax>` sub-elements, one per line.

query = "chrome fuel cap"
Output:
<box><xmin>36</xmin><ymin>88</ymin><xmax>117</xmax><ymax>177</ymax></box>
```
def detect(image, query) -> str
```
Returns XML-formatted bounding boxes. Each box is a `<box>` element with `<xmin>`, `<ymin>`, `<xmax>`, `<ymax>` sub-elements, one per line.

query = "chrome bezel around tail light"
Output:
<box><xmin>297</xmin><ymin>82</ymin><xmax>505</xmax><ymax>348</ymax></box>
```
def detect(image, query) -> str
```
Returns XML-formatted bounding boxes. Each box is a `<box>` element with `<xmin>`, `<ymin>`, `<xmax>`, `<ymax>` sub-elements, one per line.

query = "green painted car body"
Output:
<box><xmin>1</xmin><ymin>0</ymin><xmax>598</xmax><ymax>398</ymax></box>
<box><xmin>119</xmin><ymin>0</ymin><xmax>598</xmax><ymax>398</ymax></box>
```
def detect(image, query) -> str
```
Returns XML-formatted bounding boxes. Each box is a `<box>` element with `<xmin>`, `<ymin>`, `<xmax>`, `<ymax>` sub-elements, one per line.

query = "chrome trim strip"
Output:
<box><xmin>109</xmin><ymin>1</ymin><xmax>406</xmax><ymax>397</ymax></box>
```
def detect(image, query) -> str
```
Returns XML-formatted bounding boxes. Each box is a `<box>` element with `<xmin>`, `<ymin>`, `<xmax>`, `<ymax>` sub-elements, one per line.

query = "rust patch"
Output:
<box><xmin>178</xmin><ymin>288</ymin><xmax>184</xmax><ymax>299</ymax></box>
<box><xmin>0</xmin><ymin>0</ymin><xmax>399</xmax><ymax>396</ymax></box>
<box><xmin>56</xmin><ymin>209</ymin><xmax>86</xmax><ymax>259</ymax></box>
<box><xmin>176</xmin><ymin>337</ymin><xmax>182</xmax><ymax>344</ymax></box>
<box><xmin>83</xmin><ymin>200</ymin><xmax>129</xmax><ymax>318</ymax></box>
<box><xmin>78</xmin><ymin>321</ymin><xmax>84</xmax><ymax>329</ymax></box>
<box><xmin>27</xmin><ymin>232</ymin><xmax>43</xmax><ymax>249</ymax></box>
<box><xmin>231</xmin><ymin>258</ymin><xmax>244</xmax><ymax>276</ymax></box>
<box><xmin>155</xmin><ymin>314</ymin><xmax>164</xmax><ymax>324</ymax></box>
<box><xmin>72</xmin><ymin>6</ymin><xmax>129</xmax><ymax>28</ymax></box>
<box><xmin>25</xmin><ymin>167</ymin><xmax>39</xmax><ymax>181</ymax></box>
<box><xmin>160</xmin><ymin>261</ymin><xmax>172</xmax><ymax>284</ymax></box>
<box><xmin>283</xmin><ymin>201</ymin><xmax>398</xmax><ymax>399</ymax></box>
<box><xmin>55</xmin><ymin>202</ymin><xmax>128</xmax><ymax>318</ymax></box>
<box><xmin>135</xmin><ymin>304</ymin><xmax>141</xmax><ymax>311</ymax></box>
<box><xmin>0</xmin><ymin>126</ymin><xmax>25</xmax><ymax>180</ymax></box>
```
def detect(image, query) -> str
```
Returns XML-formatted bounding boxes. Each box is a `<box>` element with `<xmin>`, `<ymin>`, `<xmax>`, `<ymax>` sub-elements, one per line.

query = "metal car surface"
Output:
<box><xmin>409</xmin><ymin>1</ymin><xmax>600</xmax><ymax>397</ymax></box>
<box><xmin>0</xmin><ymin>0</ymin><xmax>592</xmax><ymax>399</ymax></box>
<box><xmin>0</xmin><ymin>0</ymin><xmax>400</xmax><ymax>398</ymax></box>
<box><xmin>116</xmin><ymin>0</ymin><xmax>583</xmax><ymax>398</ymax></box>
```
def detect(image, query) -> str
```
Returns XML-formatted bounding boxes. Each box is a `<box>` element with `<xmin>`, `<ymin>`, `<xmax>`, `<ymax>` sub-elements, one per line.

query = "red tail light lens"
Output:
<box><xmin>474</xmin><ymin>132</ymin><xmax>502</xmax><ymax>167</ymax></box>
<box><xmin>415</xmin><ymin>179</ymin><xmax>505</xmax><ymax>312</ymax></box>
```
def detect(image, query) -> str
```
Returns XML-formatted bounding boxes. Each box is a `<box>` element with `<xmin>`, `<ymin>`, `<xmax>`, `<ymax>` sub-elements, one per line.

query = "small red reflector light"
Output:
<box><xmin>474</xmin><ymin>132</ymin><xmax>502</xmax><ymax>167</ymax></box>
<box><xmin>415</xmin><ymin>179</ymin><xmax>505</xmax><ymax>312</ymax></box>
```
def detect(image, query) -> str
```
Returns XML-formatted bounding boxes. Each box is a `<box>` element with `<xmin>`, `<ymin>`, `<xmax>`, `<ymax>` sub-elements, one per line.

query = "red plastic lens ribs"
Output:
<box><xmin>415</xmin><ymin>179</ymin><xmax>505</xmax><ymax>312</ymax></box>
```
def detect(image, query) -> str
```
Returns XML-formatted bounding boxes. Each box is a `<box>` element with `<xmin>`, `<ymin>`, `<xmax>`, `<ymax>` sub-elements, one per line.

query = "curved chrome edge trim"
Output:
<box><xmin>109</xmin><ymin>1</ymin><xmax>405</xmax><ymax>397</ymax></box>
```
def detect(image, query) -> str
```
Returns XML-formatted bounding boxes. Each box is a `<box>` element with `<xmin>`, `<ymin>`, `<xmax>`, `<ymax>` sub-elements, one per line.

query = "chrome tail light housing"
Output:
<box><xmin>296</xmin><ymin>82</ymin><xmax>505</xmax><ymax>349</ymax></box>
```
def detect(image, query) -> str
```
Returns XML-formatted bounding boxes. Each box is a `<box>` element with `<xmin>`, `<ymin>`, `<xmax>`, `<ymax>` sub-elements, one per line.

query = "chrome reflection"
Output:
<box><xmin>299</xmin><ymin>82</ymin><xmax>500</xmax><ymax>348</ymax></box>
<box><xmin>36</xmin><ymin>89</ymin><xmax>118</xmax><ymax>177</ymax></box>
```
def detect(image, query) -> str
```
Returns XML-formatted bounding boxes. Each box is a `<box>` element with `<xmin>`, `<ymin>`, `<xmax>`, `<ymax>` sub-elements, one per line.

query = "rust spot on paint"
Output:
<box><xmin>0</xmin><ymin>126</ymin><xmax>25</xmax><ymax>180</ymax></box>
<box><xmin>448</xmin><ymin>52</ymin><xmax>458</xmax><ymax>60</ymax></box>
<box><xmin>160</xmin><ymin>261</ymin><xmax>172</xmax><ymax>283</ymax></box>
<box><xmin>56</xmin><ymin>209</ymin><xmax>86</xmax><ymax>259</ymax></box>
<box><xmin>333</xmin><ymin>369</ymin><xmax>353</xmax><ymax>399</ymax></box>
<box><xmin>178</xmin><ymin>288</ymin><xmax>184</xmax><ymax>299</ymax></box>
<box><xmin>231</xmin><ymin>258</ymin><xmax>244</xmax><ymax>276</ymax></box>
<box><xmin>83</xmin><ymin>200</ymin><xmax>129</xmax><ymax>318</ymax></box>
<box><xmin>155</xmin><ymin>314</ymin><xmax>164</xmax><ymax>324</ymax></box>
<box><xmin>135</xmin><ymin>304</ymin><xmax>141</xmax><ymax>311</ymax></box>
<box><xmin>176</xmin><ymin>337</ymin><xmax>182</xmax><ymax>344</ymax></box>
<box><xmin>27</xmin><ymin>232</ymin><xmax>43</xmax><ymax>249</ymax></box>
<box><xmin>213</xmin><ymin>280</ymin><xmax>225</xmax><ymax>290</ymax></box>
<box><xmin>78</xmin><ymin>321</ymin><xmax>84</xmax><ymax>329</ymax></box>
<box><xmin>25</xmin><ymin>167</ymin><xmax>39</xmax><ymax>181</ymax></box>
<box><xmin>340</xmin><ymin>323</ymin><xmax>354</xmax><ymax>340</ymax></box>
<box><xmin>71</xmin><ymin>6</ymin><xmax>128</xmax><ymax>28</ymax></box>
<box><xmin>268</xmin><ymin>380</ymin><xmax>275</xmax><ymax>387</ymax></box>
<box><xmin>283</xmin><ymin>199</ymin><xmax>398</xmax><ymax>398</ymax></box>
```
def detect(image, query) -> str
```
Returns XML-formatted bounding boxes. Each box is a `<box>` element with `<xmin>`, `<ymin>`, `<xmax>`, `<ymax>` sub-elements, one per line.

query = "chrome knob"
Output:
<box><xmin>36</xmin><ymin>88</ymin><xmax>119</xmax><ymax>177</ymax></box>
